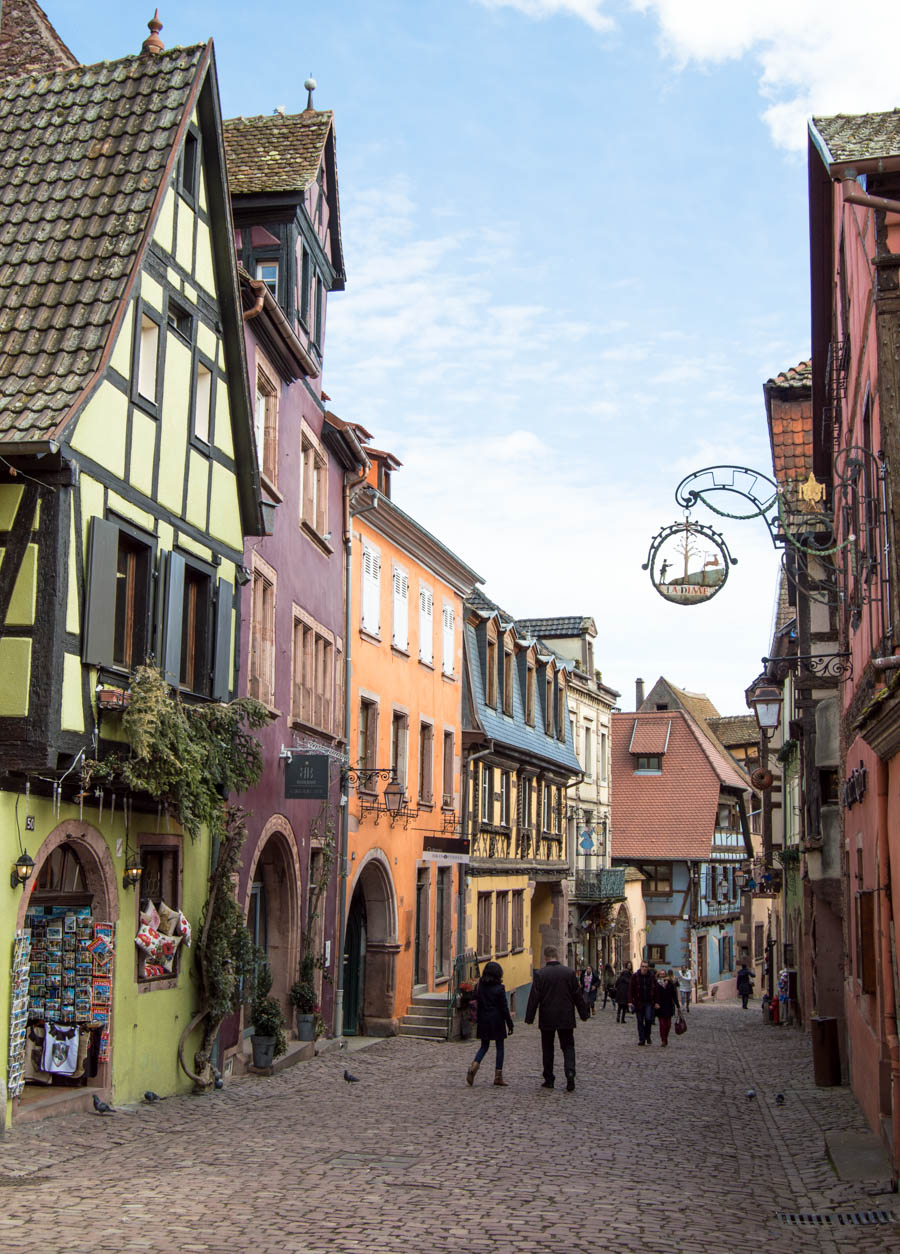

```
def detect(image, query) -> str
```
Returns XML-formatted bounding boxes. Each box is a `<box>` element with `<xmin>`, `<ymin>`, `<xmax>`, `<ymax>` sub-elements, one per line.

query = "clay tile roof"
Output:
<box><xmin>765</xmin><ymin>359</ymin><xmax>813</xmax><ymax>486</ymax></box>
<box><xmin>706</xmin><ymin>715</ymin><xmax>757</xmax><ymax>747</ymax></box>
<box><xmin>0</xmin><ymin>43</ymin><xmax>205</xmax><ymax>441</ymax></box>
<box><xmin>0</xmin><ymin>0</ymin><xmax>78</xmax><ymax>81</ymax></box>
<box><xmin>765</xmin><ymin>360</ymin><xmax>811</xmax><ymax>390</ymax></box>
<box><xmin>628</xmin><ymin>716</ymin><xmax>671</xmax><ymax>755</ymax></box>
<box><xmin>515</xmin><ymin>616</ymin><xmax>596</xmax><ymax>638</ymax></box>
<box><xmin>223</xmin><ymin>110</ymin><xmax>333</xmax><ymax>195</ymax></box>
<box><xmin>812</xmin><ymin>111</ymin><xmax>900</xmax><ymax>165</ymax></box>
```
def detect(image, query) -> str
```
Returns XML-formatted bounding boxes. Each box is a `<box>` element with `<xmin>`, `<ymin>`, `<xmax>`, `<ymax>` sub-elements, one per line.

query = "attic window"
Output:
<box><xmin>256</xmin><ymin>260</ymin><xmax>278</xmax><ymax>299</ymax></box>
<box><xmin>167</xmin><ymin>300</ymin><xmax>192</xmax><ymax>340</ymax></box>
<box><xmin>635</xmin><ymin>755</ymin><xmax>662</xmax><ymax>773</ymax></box>
<box><xmin>179</xmin><ymin>129</ymin><xmax>200</xmax><ymax>203</ymax></box>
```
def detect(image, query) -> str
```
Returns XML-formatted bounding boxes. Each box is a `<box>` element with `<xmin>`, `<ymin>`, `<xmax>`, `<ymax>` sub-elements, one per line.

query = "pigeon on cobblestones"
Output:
<box><xmin>746</xmin><ymin>1089</ymin><xmax>756</xmax><ymax>1100</ymax></box>
<box><xmin>93</xmin><ymin>1094</ymin><xmax>115</xmax><ymax>1115</ymax></box>
<box><xmin>143</xmin><ymin>1091</ymin><xmax>161</xmax><ymax>1103</ymax></box>
<box><xmin>344</xmin><ymin>1069</ymin><xmax>360</xmax><ymax>1083</ymax></box>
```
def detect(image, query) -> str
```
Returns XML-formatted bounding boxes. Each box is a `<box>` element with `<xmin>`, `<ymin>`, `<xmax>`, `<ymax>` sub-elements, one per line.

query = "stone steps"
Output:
<box><xmin>398</xmin><ymin>994</ymin><xmax>450</xmax><ymax>1040</ymax></box>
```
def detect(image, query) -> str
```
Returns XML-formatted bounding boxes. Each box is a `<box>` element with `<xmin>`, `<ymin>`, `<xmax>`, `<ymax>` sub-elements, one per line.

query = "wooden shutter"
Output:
<box><xmin>442</xmin><ymin>602</ymin><xmax>454</xmax><ymax>676</ymax></box>
<box><xmin>858</xmin><ymin>890</ymin><xmax>877</xmax><ymax>994</ymax></box>
<box><xmin>211</xmin><ymin>578</ymin><xmax>234</xmax><ymax>701</ymax></box>
<box><xmin>82</xmin><ymin>517</ymin><xmax>119</xmax><ymax>667</ymax></box>
<box><xmin>361</xmin><ymin>544</ymin><xmax>380</xmax><ymax>635</ymax></box>
<box><xmin>419</xmin><ymin>585</ymin><xmax>433</xmax><ymax>664</ymax></box>
<box><xmin>161</xmin><ymin>550</ymin><xmax>185</xmax><ymax>687</ymax></box>
<box><xmin>392</xmin><ymin>567</ymin><xmax>408</xmax><ymax>650</ymax></box>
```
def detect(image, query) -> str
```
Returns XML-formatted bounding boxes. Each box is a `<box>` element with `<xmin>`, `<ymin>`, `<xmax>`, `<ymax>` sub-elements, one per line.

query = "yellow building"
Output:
<box><xmin>462</xmin><ymin>592</ymin><xmax>582</xmax><ymax>1013</ymax></box>
<box><xmin>0</xmin><ymin>13</ymin><xmax>263</xmax><ymax>1124</ymax></box>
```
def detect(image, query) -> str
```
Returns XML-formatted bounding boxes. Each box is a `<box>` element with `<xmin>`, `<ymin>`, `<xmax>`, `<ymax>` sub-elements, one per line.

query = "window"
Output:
<box><xmin>525</xmin><ymin>662</ymin><xmax>535</xmax><ymax>725</ymax></box>
<box><xmin>635</xmin><ymin>754</ymin><xmax>662</xmax><ymax>772</ymax></box>
<box><xmin>194</xmin><ymin>362</ymin><xmax>212</xmax><ymax>445</ymax></box>
<box><xmin>644</xmin><ymin>863</ymin><xmax>672</xmax><ymax>896</ymax></box>
<box><xmin>584</xmin><ymin>725</ymin><xmax>593</xmax><ymax>779</ymax></box>
<box><xmin>178</xmin><ymin>128</ymin><xmax>199</xmax><ymax>202</ymax></box>
<box><xmin>543</xmin><ymin>782</ymin><xmax>553</xmax><ymax>831</ymax></box>
<box><xmin>361</xmin><ymin>543</ymin><xmax>380</xmax><ymax>636</ymax></box>
<box><xmin>441</xmin><ymin>602</ymin><xmax>455</xmax><ymax>677</ymax></box>
<box><xmin>600</xmin><ymin>731</ymin><xmax>608</xmax><ymax>783</ymax></box>
<box><xmin>557</xmin><ymin>681</ymin><xmax>566</xmax><ymax>741</ymax></box>
<box><xmin>545</xmin><ymin>673</ymin><xmax>554</xmax><ymax>735</ymax></box>
<box><xmin>167</xmin><ymin>300</ymin><xmax>192</xmax><ymax>340</ymax></box>
<box><xmin>476</xmin><ymin>892</ymin><xmax>492</xmax><ymax>958</ymax></box>
<box><xmin>313</xmin><ymin>274</ymin><xmax>324</xmax><ymax>348</ymax></box>
<box><xmin>301</xmin><ymin>427</ymin><xmax>327</xmax><ymax>537</ymax></box>
<box><xmin>719</xmin><ymin>934</ymin><xmax>734</xmax><ymax>974</ymax></box>
<box><xmin>418</xmin><ymin>722</ymin><xmax>434</xmax><ymax>804</ymax></box>
<box><xmin>520</xmin><ymin>776</ymin><xmax>532</xmax><ymax>829</ymax></box>
<box><xmin>358</xmin><ymin>698</ymin><xmax>378</xmax><ymax>791</ymax></box>
<box><xmin>249</xmin><ymin>565</ymin><xmax>275</xmax><ymax>707</ymax></box>
<box><xmin>391</xmin><ymin>711</ymin><xmax>408</xmax><ymax>790</ymax></box>
<box><xmin>499</xmin><ymin>771</ymin><xmax>511</xmax><ymax>827</ymax></box>
<box><xmin>334</xmin><ymin>643</ymin><xmax>344</xmax><ymax>739</ymax></box>
<box><xmin>255</xmin><ymin>363</ymin><xmax>278</xmax><ymax>485</ymax></box>
<box><xmin>717</xmin><ymin>802</ymin><xmax>737</xmax><ymax>831</ymax></box>
<box><xmin>647</xmin><ymin>944</ymin><xmax>667</xmax><ymax>964</ymax></box>
<box><xmin>292</xmin><ymin>612</ymin><xmax>334</xmax><ymax>732</ymax></box>
<box><xmin>857</xmin><ymin>890</ymin><xmax>876</xmax><ymax>993</ymax></box>
<box><xmin>495</xmin><ymin>891</ymin><xmax>509</xmax><ymax>954</ymax></box>
<box><xmin>419</xmin><ymin>585</ymin><xmax>433</xmax><ymax>665</ymax></box>
<box><xmin>487</xmin><ymin>637</ymin><xmax>498</xmax><ymax>707</ymax></box>
<box><xmin>503</xmin><ymin>649</ymin><xmax>514</xmax><ymax>715</ymax></box>
<box><xmin>300</xmin><ymin>247</ymin><xmax>311</xmax><ymax>325</ymax></box>
<box><xmin>137</xmin><ymin>842</ymin><xmax>181</xmax><ymax>982</ymax></box>
<box><xmin>255</xmin><ymin>260</ymin><xmax>278</xmax><ymax>298</ymax></box>
<box><xmin>511</xmin><ymin>890</ymin><xmax>524</xmax><ymax>951</ymax></box>
<box><xmin>137</xmin><ymin>313</ymin><xmax>159</xmax><ymax>403</ymax></box>
<box><xmin>480</xmin><ymin>764</ymin><xmax>493</xmax><ymax>823</ymax></box>
<box><xmin>179</xmin><ymin>565</ymin><xmax>211</xmax><ymax>694</ymax></box>
<box><xmin>392</xmin><ymin>566</ymin><xmax>409</xmax><ymax>651</ymax></box>
<box><xmin>442</xmin><ymin>731</ymin><xmax>454</xmax><ymax>807</ymax></box>
<box><xmin>435</xmin><ymin>868</ymin><xmax>452</xmax><ymax>978</ymax></box>
<box><xmin>754</xmin><ymin>923</ymin><xmax>764</xmax><ymax>961</ymax></box>
<box><xmin>113</xmin><ymin>531</ymin><xmax>152</xmax><ymax>670</ymax></box>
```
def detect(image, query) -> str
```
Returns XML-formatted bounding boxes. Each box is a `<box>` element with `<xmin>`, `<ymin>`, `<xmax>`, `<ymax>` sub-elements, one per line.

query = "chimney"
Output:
<box><xmin>635</xmin><ymin>677</ymin><xmax>644</xmax><ymax>710</ymax></box>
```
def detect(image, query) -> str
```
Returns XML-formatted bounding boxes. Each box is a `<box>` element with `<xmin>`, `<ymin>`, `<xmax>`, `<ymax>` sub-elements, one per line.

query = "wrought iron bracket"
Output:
<box><xmin>761</xmin><ymin>651</ymin><xmax>853</xmax><ymax>681</ymax></box>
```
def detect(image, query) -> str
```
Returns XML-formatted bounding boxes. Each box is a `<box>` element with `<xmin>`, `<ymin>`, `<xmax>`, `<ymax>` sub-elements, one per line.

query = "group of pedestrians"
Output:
<box><xmin>465</xmin><ymin>948</ymin><xmax>696</xmax><ymax>1089</ymax></box>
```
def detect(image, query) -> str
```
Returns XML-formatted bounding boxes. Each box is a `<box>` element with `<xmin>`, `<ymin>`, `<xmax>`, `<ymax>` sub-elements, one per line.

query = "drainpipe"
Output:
<box><xmin>332</xmin><ymin>462</ymin><xmax>371</xmax><ymax>1040</ymax></box>
<box><xmin>875</xmin><ymin>757</ymin><xmax>900</xmax><ymax>1184</ymax></box>
<box><xmin>459</xmin><ymin>742</ymin><xmax>494</xmax><ymax>962</ymax></box>
<box><xmin>840</xmin><ymin>175</ymin><xmax>900</xmax><ymax>217</ymax></box>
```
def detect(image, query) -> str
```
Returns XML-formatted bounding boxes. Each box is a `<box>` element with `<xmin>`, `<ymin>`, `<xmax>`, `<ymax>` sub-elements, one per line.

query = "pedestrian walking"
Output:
<box><xmin>524</xmin><ymin>945</ymin><xmax>589</xmax><ymax>1091</ymax></box>
<box><xmin>736</xmin><ymin>962</ymin><xmax>754</xmax><ymax>1010</ymax></box>
<box><xmin>655</xmin><ymin>970</ymin><xmax>680</xmax><ymax>1046</ymax></box>
<box><xmin>466</xmin><ymin>961</ymin><xmax>514</xmax><ymax>1087</ymax></box>
<box><xmin>601</xmin><ymin>962</ymin><xmax>616</xmax><ymax>1009</ymax></box>
<box><xmin>678</xmin><ymin>964</ymin><xmax>693</xmax><ymax>1013</ymax></box>
<box><xmin>614</xmin><ymin>963</ymin><xmax>632</xmax><ymax>1023</ymax></box>
<box><xmin>582</xmin><ymin>964</ymin><xmax>600</xmax><ymax>1016</ymax></box>
<box><xmin>629</xmin><ymin>959</ymin><xmax>659</xmax><ymax>1046</ymax></box>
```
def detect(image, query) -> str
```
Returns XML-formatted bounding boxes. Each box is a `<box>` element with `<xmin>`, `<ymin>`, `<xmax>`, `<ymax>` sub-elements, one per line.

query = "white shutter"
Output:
<box><xmin>419</xmin><ymin>585</ymin><xmax>433</xmax><ymax>664</ymax></box>
<box><xmin>442</xmin><ymin>602</ymin><xmax>455</xmax><ymax>676</ymax></box>
<box><xmin>361</xmin><ymin>544</ymin><xmax>380</xmax><ymax>635</ymax></box>
<box><xmin>392</xmin><ymin>567</ymin><xmax>409</xmax><ymax>650</ymax></box>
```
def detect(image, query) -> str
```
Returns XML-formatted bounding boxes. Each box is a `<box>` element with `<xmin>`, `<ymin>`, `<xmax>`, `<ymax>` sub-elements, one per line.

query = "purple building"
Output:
<box><xmin>219</xmin><ymin>95</ymin><xmax>364</xmax><ymax>1066</ymax></box>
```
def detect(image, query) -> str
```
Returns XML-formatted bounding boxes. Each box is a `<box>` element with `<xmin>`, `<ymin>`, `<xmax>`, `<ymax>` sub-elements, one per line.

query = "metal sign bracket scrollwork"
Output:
<box><xmin>675</xmin><ymin>465</ymin><xmax>781</xmax><ymax>543</ymax></box>
<box><xmin>761</xmin><ymin>651</ymin><xmax>853</xmax><ymax>682</ymax></box>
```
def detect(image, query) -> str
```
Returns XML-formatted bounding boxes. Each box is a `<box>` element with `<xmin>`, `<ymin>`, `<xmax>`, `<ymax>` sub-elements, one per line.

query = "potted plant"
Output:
<box><xmin>250</xmin><ymin>960</ymin><xmax>287</xmax><ymax>1069</ymax></box>
<box><xmin>290</xmin><ymin>978</ymin><xmax>318</xmax><ymax>1041</ymax></box>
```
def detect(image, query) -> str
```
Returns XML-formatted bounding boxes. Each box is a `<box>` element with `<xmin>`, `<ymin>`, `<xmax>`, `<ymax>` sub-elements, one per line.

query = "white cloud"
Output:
<box><xmin>473</xmin><ymin>0</ymin><xmax>615</xmax><ymax>33</ymax></box>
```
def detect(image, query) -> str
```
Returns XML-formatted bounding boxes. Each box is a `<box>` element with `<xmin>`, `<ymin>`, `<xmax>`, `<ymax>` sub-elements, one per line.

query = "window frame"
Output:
<box><xmin>136</xmin><ymin>834</ymin><xmax>183</xmax><ymax>988</ymax></box>
<box><xmin>191</xmin><ymin>353</ymin><xmax>215</xmax><ymax>449</ymax></box>
<box><xmin>358</xmin><ymin>697</ymin><xmax>379</xmax><ymax>793</ymax></box>
<box><xmin>300</xmin><ymin>420</ymin><xmax>328</xmax><ymax>541</ymax></box>
<box><xmin>442</xmin><ymin>731</ymin><xmax>454</xmax><ymax>809</ymax></box>
<box><xmin>418</xmin><ymin>720</ymin><xmax>434</xmax><ymax>805</ymax></box>
<box><xmin>177</xmin><ymin>125</ymin><xmax>200</xmax><ymax>206</ymax></box>
<box><xmin>291</xmin><ymin>606</ymin><xmax>335</xmax><ymax>734</ymax></box>
<box><xmin>390</xmin><ymin>709</ymin><xmax>409</xmax><ymax>792</ymax></box>
<box><xmin>392</xmin><ymin>564</ymin><xmax>410</xmax><ymax>653</ymax></box>
<box><xmin>132</xmin><ymin>302</ymin><xmax>162</xmax><ymax>418</ymax></box>
<box><xmin>255</xmin><ymin>356</ymin><xmax>279</xmax><ymax>489</ymax></box>
<box><xmin>418</xmin><ymin>583</ymin><xmax>434</xmax><ymax>666</ymax></box>
<box><xmin>635</xmin><ymin>754</ymin><xmax>662</xmax><ymax>773</ymax></box>
<box><xmin>644</xmin><ymin>863</ymin><xmax>673</xmax><ymax>896</ymax></box>
<box><xmin>249</xmin><ymin>557</ymin><xmax>277</xmax><ymax>709</ymax></box>
<box><xmin>360</xmin><ymin>541</ymin><xmax>381</xmax><ymax>638</ymax></box>
<box><xmin>441</xmin><ymin>601</ymin><xmax>455</xmax><ymax>678</ymax></box>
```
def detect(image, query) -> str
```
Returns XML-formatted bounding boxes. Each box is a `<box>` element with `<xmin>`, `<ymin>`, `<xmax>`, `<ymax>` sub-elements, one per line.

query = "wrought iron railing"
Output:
<box><xmin>572</xmin><ymin>867</ymin><xmax>626</xmax><ymax>901</ymax></box>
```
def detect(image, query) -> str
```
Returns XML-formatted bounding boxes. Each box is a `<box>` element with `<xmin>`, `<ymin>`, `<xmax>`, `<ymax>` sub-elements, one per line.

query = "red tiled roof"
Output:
<box><xmin>611</xmin><ymin>710</ymin><xmax>746</xmax><ymax>860</ymax></box>
<box><xmin>628</xmin><ymin>716</ymin><xmax>671</xmax><ymax>755</ymax></box>
<box><xmin>765</xmin><ymin>361</ymin><xmax>813</xmax><ymax>485</ymax></box>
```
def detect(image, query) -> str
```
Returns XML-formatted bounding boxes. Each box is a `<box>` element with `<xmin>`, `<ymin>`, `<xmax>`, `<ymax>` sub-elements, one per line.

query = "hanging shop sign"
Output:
<box><xmin>422</xmin><ymin>835</ymin><xmax>470</xmax><ymax>865</ymax></box>
<box><xmin>285</xmin><ymin>753</ymin><xmax>330</xmax><ymax>800</ymax></box>
<box><xmin>842</xmin><ymin>760</ymin><xmax>867</xmax><ymax>810</ymax></box>
<box><xmin>643</xmin><ymin>516</ymin><xmax>734</xmax><ymax>606</ymax></box>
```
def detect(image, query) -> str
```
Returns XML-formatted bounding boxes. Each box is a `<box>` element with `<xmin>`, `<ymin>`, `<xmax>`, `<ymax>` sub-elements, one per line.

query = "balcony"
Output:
<box><xmin>572</xmin><ymin>867</ymin><xmax>626</xmax><ymax>903</ymax></box>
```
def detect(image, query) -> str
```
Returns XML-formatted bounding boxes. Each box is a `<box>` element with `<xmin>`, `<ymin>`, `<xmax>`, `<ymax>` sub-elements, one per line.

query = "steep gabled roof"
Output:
<box><xmin>811</xmin><ymin>110</ymin><xmax>900</xmax><ymax>168</ymax></box>
<box><xmin>706</xmin><ymin>715</ymin><xmax>757</xmax><ymax>748</ymax></box>
<box><xmin>765</xmin><ymin>359</ymin><xmax>813</xmax><ymax>486</ymax></box>
<box><xmin>640</xmin><ymin>675</ymin><xmax>753</xmax><ymax>788</ymax></box>
<box><xmin>0</xmin><ymin>0</ymin><xmax>77</xmax><ymax>80</ymax></box>
<box><xmin>0</xmin><ymin>43</ymin><xmax>207</xmax><ymax>441</ymax></box>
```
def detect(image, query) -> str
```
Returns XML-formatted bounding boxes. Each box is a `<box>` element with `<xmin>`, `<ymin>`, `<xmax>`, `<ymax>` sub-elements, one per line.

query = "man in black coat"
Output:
<box><xmin>524</xmin><ymin>946</ymin><xmax>589</xmax><ymax>1091</ymax></box>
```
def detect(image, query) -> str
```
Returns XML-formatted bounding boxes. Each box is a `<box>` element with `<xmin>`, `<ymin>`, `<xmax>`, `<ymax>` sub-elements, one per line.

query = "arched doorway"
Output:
<box><xmin>613</xmin><ymin>904</ymin><xmax>632</xmax><ymax>971</ymax></box>
<box><xmin>343</xmin><ymin>854</ymin><xmax>399</xmax><ymax>1037</ymax></box>
<box><xmin>15</xmin><ymin>823</ymin><xmax>118</xmax><ymax>1116</ymax></box>
<box><xmin>244</xmin><ymin>824</ymin><xmax>300</xmax><ymax>1029</ymax></box>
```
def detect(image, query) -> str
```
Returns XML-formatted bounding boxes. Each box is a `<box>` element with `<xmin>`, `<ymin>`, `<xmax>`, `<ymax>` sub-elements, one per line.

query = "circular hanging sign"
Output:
<box><xmin>643</xmin><ymin>517</ymin><xmax>734</xmax><ymax>606</ymax></box>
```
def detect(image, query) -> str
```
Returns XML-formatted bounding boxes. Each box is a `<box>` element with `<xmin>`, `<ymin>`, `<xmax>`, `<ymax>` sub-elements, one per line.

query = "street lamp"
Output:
<box><xmin>746</xmin><ymin>675</ymin><xmax>783</xmax><ymax>740</ymax></box>
<box><xmin>10</xmin><ymin>850</ymin><xmax>34</xmax><ymax>890</ymax></box>
<box><xmin>383</xmin><ymin>776</ymin><xmax>404</xmax><ymax>815</ymax></box>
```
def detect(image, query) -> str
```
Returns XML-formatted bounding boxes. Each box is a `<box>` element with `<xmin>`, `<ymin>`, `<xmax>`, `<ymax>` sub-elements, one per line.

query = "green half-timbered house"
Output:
<box><xmin>0</xmin><ymin>13</ymin><xmax>263</xmax><ymax>1123</ymax></box>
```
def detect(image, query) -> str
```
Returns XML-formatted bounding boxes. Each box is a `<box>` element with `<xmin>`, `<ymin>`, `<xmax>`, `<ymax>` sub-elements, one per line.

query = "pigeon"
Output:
<box><xmin>746</xmin><ymin>1089</ymin><xmax>756</xmax><ymax>1100</ymax></box>
<box><xmin>775</xmin><ymin>1092</ymin><xmax>785</xmax><ymax>1106</ymax></box>
<box><xmin>143</xmin><ymin>1091</ymin><xmax>162</xmax><ymax>1103</ymax></box>
<box><xmin>343</xmin><ymin>1068</ymin><xmax>360</xmax><ymax>1083</ymax></box>
<box><xmin>214</xmin><ymin>1076</ymin><xmax>224</xmax><ymax>1090</ymax></box>
<box><xmin>93</xmin><ymin>1094</ymin><xmax>115</xmax><ymax>1114</ymax></box>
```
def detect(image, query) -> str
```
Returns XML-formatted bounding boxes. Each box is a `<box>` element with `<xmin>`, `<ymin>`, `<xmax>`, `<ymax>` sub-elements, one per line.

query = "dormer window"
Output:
<box><xmin>256</xmin><ymin>260</ymin><xmax>278</xmax><ymax>299</ymax></box>
<box><xmin>635</xmin><ymin>754</ymin><xmax>662</xmax><ymax>772</ymax></box>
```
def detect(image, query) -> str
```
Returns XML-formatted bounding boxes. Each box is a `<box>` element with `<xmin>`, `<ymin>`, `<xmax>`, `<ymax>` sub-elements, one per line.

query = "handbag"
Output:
<box><xmin>674</xmin><ymin>1014</ymin><xmax>687</xmax><ymax>1036</ymax></box>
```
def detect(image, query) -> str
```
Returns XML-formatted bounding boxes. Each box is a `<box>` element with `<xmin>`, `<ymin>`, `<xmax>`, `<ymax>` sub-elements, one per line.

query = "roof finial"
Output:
<box><xmin>304</xmin><ymin>75</ymin><xmax>317</xmax><ymax>111</ymax></box>
<box><xmin>142</xmin><ymin>10</ymin><xmax>164</xmax><ymax>56</ymax></box>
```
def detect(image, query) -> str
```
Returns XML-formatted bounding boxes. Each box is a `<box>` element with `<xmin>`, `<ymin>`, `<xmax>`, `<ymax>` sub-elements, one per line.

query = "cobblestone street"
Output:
<box><xmin>0</xmin><ymin>1000</ymin><xmax>897</xmax><ymax>1254</ymax></box>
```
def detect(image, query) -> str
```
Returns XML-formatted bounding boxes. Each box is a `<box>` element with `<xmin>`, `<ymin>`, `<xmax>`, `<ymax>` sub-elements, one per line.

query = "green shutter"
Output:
<box><xmin>161</xmin><ymin>550</ymin><xmax>185</xmax><ymax>687</ymax></box>
<box><xmin>82</xmin><ymin>517</ymin><xmax>118</xmax><ymax>667</ymax></box>
<box><xmin>211</xmin><ymin>577</ymin><xmax>234</xmax><ymax>702</ymax></box>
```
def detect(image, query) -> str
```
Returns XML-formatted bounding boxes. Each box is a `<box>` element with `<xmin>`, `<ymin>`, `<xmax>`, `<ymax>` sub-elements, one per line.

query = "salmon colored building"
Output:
<box><xmin>342</xmin><ymin>443</ymin><xmax>481</xmax><ymax>1036</ymax></box>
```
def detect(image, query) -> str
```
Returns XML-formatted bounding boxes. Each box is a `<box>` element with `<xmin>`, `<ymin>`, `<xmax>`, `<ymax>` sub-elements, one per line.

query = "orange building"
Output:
<box><xmin>342</xmin><ymin>445</ymin><xmax>481</xmax><ymax>1036</ymax></box>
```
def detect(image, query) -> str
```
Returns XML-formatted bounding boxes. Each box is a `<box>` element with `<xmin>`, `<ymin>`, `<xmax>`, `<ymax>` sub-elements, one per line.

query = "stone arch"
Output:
<box><xmin>345</xmin><ymin>849</ymin><xmax>399</xmax><ymax>1036</ymax></box>
<box><xmin>614</xmin><ymin>902</ymin><xmax>632</xmax><ymax>971</ymax></box>
<box><xmin>243</xmin><ymin>815</ymin><xmax>301</xmax><ymax>1018</ymax></box>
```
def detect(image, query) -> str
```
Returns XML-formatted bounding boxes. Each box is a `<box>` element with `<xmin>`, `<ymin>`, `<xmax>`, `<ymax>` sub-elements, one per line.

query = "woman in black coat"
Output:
<box><xmin>466</xmin><ymin>961</ymin><xmax>514</xmax><ymax>1087</ymax></box>
<box><xmin>614</xmin><ymin>964</ymin><xmax>632</xmax><ymax>1023</ymax></box>
<box><xmin>655</xmin><ymin>971</ymin><xmax>680</xmax><ymax>1046</ymax></box>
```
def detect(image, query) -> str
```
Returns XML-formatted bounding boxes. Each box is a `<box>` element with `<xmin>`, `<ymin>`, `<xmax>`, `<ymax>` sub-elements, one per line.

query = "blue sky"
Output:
<box><xmin>49</xmin><ymin>1</ymin><xmax>900</xmax><ymax>713</ymax></box>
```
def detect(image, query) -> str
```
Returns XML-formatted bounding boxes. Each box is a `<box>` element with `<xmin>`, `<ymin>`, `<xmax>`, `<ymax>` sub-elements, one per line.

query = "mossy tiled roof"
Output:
<box><xmin>0</xmin><ymin>0</ymin><xmax>77</xmax><ymax>80</ymax></box>
<box><xmin>223</xmin><ymin>110</ymin><xmax>333</xmax><ymax>195</ymax></box>
<box><xmin>0</xmin><ymin>45</ymin><xmax>205</xmax><ymax>440</ymax></box>
<box><xmin>765</xmin><ymin>360</ymin><xmax>811</xmax><ymax>390</ymax></box>
<box><xmin>812</xmin><ymin>111</ymin><xmax>900</xmax><ymax>164</ymax></box>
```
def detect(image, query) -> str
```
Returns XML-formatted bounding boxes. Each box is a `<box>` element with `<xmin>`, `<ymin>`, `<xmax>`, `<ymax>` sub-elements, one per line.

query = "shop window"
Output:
<box><xmin>476</xmin><ymin>892</ymin><xmax>492</xmax><ymax>958</ymax></box>
<box><xmin>33</xmin><ymin>845</ymin><xmax>88</xmax><ymax>899</ymax></box>
<box><xmin>511</xmin><ymin>890</ymin><xmax>524</xmax><ymax>951</ymax></box>
<box><xmin>249</xmin><ymin>563</ymin><xmax>276</xmax><ymax>707</ymax></box>
<box><xmin>138</xmin><ymin>844</ymin><xmax>181</xmax><ymax>982</ymax></box>
<box><xmin>255</xmin><ymin>361</ymin><xmax>279</xmax><ymax>486</ymax></box>
<box><xmin>435</xmin><ymin>867</ymin><xmax>452</xmax><ymax>978</ymax></box>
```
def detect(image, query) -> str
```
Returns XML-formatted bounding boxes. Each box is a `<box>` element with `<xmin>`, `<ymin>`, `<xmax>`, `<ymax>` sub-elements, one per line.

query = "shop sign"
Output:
<box><xmin>842</xmin><ymin>760</ymin><xmax>867</xmax><ymax>810</ymax></box>
<box><xmin>422</xmin><ymin>835</ymin><xmax>470</xmax><ymax>865</ymax></box>
<box><xmin>285</xmin><ymin>753</ymin><xmax>330</xmax><ymax>800</ymax></box>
